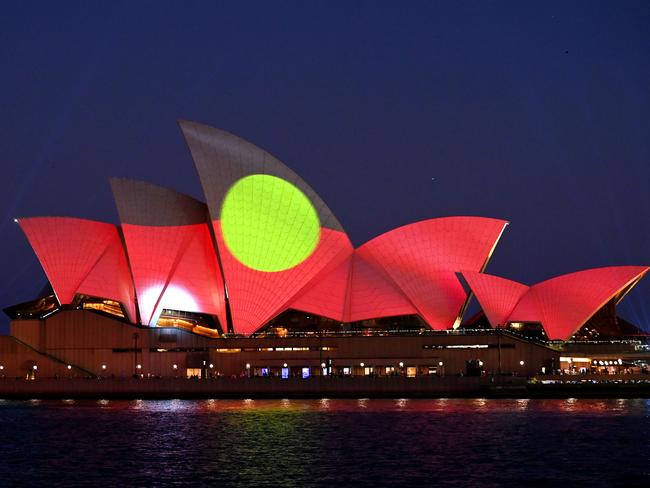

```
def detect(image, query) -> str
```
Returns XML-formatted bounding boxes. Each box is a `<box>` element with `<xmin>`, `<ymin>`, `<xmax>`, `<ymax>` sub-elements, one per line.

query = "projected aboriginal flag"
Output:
<box><xmin>180</xmin><ymin>121</ymin><xmax>353</xmax><ymax>335</ymax></box>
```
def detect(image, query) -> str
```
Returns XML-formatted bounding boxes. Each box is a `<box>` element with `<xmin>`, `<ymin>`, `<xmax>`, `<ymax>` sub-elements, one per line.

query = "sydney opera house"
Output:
<box><xmin>1</xmin><ymin>120</ymin><xmax>649</xmax><ymax>382</ymax></box>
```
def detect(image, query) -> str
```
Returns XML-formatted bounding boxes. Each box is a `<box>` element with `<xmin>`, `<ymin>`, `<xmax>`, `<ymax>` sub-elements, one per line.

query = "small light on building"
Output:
<box><xmin>283</xmin><ymin>363</ymin><xmax>288</xmax><ymax>368</ymax></box>
<box><xmin>136</xmin><ymin>364</ymin><xmax>142</xmax><ymax>370</ymax></box>
<box><xmin>519</xmin><ymin>360</ymin><xmax>525</xmax><ymax>366</ymax></box>
<box><xmin>173</xmin><ymin>364</ymin><xmax>178</xmax><ymax>370</ymax></box>
<box><xmin>438</xmin><ymin>361</ymin><xmax>444</xmax><ymax>366</ymax></box>
<box><xmin>245</xmin><ymin>363</ymin><xmax>251</xmax><ymax>369</ymax></box>
<box><xmin>321</xmin><ymin>362</ymin><xmax>326</xmax><ymax>368</ymax></box>
<box><xmin>33</xmin><ymin>365</ymin><xmax>38</xmax><ymax>370</ymax></box>
<box><xmin>399</xmin><ymin>362</ymin><xmax>404</xmax><ymax>368</ymax></box>
<box><xmin>67</xmin><ymin>365</ymin><xmax>72</xmax><ymax>370</ymax></box>
<box><xmin>478</xmin><ymin>360</ymin><xmax>483</xmax><ymax>367</ymax></box>
<box><xmin>101</xmin><ymin>364</ymin><xmax>107</xmax><ymax>370</ymax></box>
<box><xmin>360</xmin><ymin>362</ymin><xmax>365</xmax><ymax>368</ymax></box>
<box><xmin>0</xmin><ymin>365</ymin><xmax>4</xmax><ymax>370</ymax></box>
<box><xmin>13</xmin><ymin>218</ymin><xmax>18</xmax><ymax>223</ymax></box>
<box><xmin>618</xmin><ymin>358</ymin><xmax>623</xmax><ymax>365</ymax></box>
<box><xmin>209</xmin><ymin>363</ymin><xmax>214</xmax><ymax>369</ymax></box>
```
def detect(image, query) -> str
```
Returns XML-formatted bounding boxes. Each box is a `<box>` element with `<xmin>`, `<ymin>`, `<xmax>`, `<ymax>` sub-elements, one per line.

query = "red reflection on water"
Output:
<box><xmin>34</xmin><ymin>397</ymin><xmax>650</xmax><ymax>416</ymax></box>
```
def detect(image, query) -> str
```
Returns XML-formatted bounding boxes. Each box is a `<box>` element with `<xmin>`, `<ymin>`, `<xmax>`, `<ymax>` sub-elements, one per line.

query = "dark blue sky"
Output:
<box><xmin>1</xmin><ymin>1</ymin><xmax>649</xmax><ymax>332</ymax></box>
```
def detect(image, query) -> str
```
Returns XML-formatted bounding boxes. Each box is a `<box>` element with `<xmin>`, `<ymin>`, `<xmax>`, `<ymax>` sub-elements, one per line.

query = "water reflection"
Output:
<box><xmin>472</xmin><ymin>398</ymin><xmax>487</xmax><ymax>410</ymax></box>
<box><xmin>22</xmin><ymin>398</ymin><xmax>650</xmax><ymax>416</ymax></box>
<box><xmin>0</xmin><ymin>399</ymin><xmax>648</xmax><ymax>486</ymax></box>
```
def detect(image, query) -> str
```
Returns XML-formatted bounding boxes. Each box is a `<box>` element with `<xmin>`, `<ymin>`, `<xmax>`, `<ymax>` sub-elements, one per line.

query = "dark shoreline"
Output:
<box><xmin>1</xmin><ymin>376</ymin><xmax>649</xmax><ymax>400</ymax></box>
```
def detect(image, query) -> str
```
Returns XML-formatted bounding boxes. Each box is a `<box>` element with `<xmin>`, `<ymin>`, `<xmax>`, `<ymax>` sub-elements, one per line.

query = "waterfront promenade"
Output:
<box><xmin>1</xmin><ymin>374</ymin><xmax>649</xmax><ymax>399</ymax></box>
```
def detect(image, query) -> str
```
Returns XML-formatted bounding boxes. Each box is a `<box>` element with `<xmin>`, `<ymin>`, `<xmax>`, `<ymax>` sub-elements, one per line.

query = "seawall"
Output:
<box><xmin>1</xmin><ymin>375</ymin><xmax>649</xmax><ymax>399</ymax></box>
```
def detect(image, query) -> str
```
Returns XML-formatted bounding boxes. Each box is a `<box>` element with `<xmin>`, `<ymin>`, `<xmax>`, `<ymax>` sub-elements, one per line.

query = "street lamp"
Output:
<box><xmin>133</xmin><ymin>332</ymin><xmax>139</xmax><ymax>376</ymax></box>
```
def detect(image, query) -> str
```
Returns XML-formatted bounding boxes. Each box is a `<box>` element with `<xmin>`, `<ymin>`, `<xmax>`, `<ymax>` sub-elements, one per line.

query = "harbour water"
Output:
<box><xmin>0</xmin><ymin>398</ymin><xmax>649</xmax><ymax>487</ymax></box>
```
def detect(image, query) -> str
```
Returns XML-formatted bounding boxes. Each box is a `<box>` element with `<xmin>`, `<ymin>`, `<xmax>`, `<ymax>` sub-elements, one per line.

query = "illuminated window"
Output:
<box><xmin>406</xmin><ymin>367</ymin><xmax>417</xmax><ymax>378</ymax></box>
<box><xmin>560</xmin><ymin>357</ymin><xmax>591</xmax><ymax>363</ymax></box>
<box><xmin>81</xmin><ymin>298</ymin><xmax>125</xmax><ymax>318</ymax></box>
<box><xmin>186</xmin><ymin>368</ymin><xmax>201</xmax><ymax>378</ymax></box>
<box><xmin>301</xmin><ymin>367</ymin><xmax>310</xmax><ymax>379</ymax></box>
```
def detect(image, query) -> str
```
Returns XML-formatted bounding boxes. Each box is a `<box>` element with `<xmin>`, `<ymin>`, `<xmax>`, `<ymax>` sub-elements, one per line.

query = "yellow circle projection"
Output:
<box><xmin>220</xmin><ymin>174</ymin><xmax>321</xmax><ymax>272</ymax></box>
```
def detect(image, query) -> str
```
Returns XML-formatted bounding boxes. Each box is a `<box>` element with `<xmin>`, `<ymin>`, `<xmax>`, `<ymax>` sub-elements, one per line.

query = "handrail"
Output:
<box><xmin>9</xmin><ymin>336</ymin><xmax>96</xmax><ymax>377</ymax></box>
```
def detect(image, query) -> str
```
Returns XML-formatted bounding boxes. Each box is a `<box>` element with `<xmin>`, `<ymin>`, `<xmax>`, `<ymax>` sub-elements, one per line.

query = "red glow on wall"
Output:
<box><xmin>287</xmin><ymin>217</ymin><xmax>506</xmax><ymax>328</ymax></box>
<box><xmin>289</xmin><ymin>254</ymin><xmax>352</xmax><ymax>322</ymax></box>
<box><xmin>288</xmin><ymin>251</ymin><xmax>417</xmax><ymax>322</ymax></box>
<box><xmin>460</xmin><ymin>271</ymin><xmax>529</xmax><ymax>328</ymax></box>
<box><xmin>346</xmin><ymin>253</ymin><xmax>417</xmax><ymax>322</ymax></box>
<box><xmin>120</xmin><ymin>223</ymin><xmax>226</xmax><ymax>327</ymax></box>
<box><xmin>18</xmin><ymin>217</ymin><xmax>136</xmax><ymax>321</ymax></box>
<box><xmin>214</xmin><ymin>223</ymin><xmax>352</xmax><ymax>335</ymax></box>
<box><xmin>509</xmin><ymin>266</ymin><xmax>650</xmax><ymax>340</ymax></box>
<box><xmin>358</xmin><ymin>217</ymin><xmax>508</xmax><ymax>329</ymax></box>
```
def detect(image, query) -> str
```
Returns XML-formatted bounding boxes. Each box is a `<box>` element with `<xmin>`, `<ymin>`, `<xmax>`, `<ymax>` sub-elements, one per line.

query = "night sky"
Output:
<box><xmin>1</xmin><ymin>1</ymin><xmax>649</xmax><ymax>333</ymax></box>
